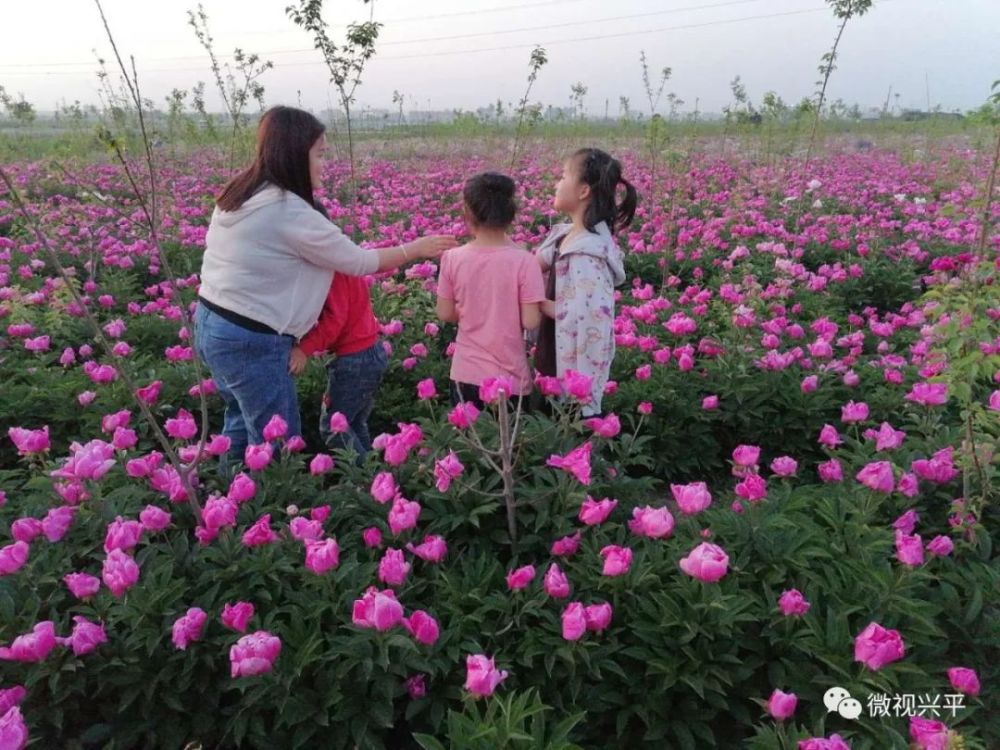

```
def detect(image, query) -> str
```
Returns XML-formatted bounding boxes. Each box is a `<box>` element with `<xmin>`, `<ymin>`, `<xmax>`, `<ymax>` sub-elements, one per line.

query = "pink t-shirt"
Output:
<box><xmin>437</xmin><ymin>244</ymin><xmax>546</xmax><ymax>394</ymax></box>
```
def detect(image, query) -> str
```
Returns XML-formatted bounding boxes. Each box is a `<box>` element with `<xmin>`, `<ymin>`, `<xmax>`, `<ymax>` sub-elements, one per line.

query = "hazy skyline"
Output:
<box><xmin>2</xmin><ymin>0</ymin><xmax>998</xmax><ymax>117</ymax></box>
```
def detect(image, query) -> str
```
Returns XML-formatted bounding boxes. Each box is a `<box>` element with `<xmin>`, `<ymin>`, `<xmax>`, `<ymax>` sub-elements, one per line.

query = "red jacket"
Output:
<box><xmin>298</xmin><ymin>273</ymin><xmax>379</xmax><ymax>356</ymax></box>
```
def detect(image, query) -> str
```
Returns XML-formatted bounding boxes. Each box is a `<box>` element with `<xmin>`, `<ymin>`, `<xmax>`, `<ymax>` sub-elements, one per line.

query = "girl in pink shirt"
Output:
<box><xmin>436</xmin><ymin>172</ymin><xmax>546</xmax><ymax>407</ymax></box>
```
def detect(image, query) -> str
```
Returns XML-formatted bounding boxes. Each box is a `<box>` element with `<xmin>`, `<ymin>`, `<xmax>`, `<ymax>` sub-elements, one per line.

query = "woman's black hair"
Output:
<box><xmin>463</xmin><ymin>172</ymin><xmax>517</xmax><ymax>229</ymax></box>
<box><xmin>570</xmin><ymin>147</ymin><xmax>638</xmax><ymax>234</ymax></box>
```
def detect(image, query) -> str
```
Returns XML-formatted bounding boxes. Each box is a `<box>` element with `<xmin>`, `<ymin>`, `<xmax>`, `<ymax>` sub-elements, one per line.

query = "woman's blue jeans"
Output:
<box><xmin>193</xmin><ymin>303</ymin><xmax>301</xmax><ymax>467</ymax></box>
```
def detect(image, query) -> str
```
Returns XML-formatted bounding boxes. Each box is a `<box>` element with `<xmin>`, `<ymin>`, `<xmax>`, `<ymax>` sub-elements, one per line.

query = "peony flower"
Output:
<box><xmin>506</xmin><ymin>565</ymin><xmax>536</xmax><ymax>591</ymax></box>
<box><xmin>778</xmin><ymin>589</ymin><xmax>811</xmax><ymax>617</ymax></box>
<box><xmin>679</xmin><ymin>542</ymin><xmax>729</xmax><ymax>582</ymax></box>
<box><xmin>818</xmin><ymin>424</ymin><xmax>842</xmax><ymax>448</ymax></box>
<box><xmin>732</xmin><ymin>444</ymin><xmax>761</xmax><ymax>467</ymax></box>
<box><xmin>628</xmin><ymin>506</ymin><xmax>675</xmax><ymax>539</ymax></box>
<box><xmin>543</xmin><ymin>563</ymin><xmax>571</xmax><ymax>598</ymax></box>
<box><xmin>895</xmin><ymin>531</ymin><xmax>924</xmax><ymax>567</ymax></box>
<box><xmin>244</xmin><ymin>443</ymin><xmax>273</xmax><ymax>471</ymax></box>
<box><xmin>551</xmin><ymin>532</ymin><xmax>582</xmax><ymax>557</ymax></box>
<box><xmin>102</xmin><ymin>549</ymin><xmax>139</xmax><ymax>597</ymax></box>
<box><xmin>841</xmin><ymin>400</ymin><xmax>869</xmax><ymax>423</ymax></box>
<box><xmin>139</xmin><ymin>505</ymin><xmax>171</xmax><ymax>532</ymax></box>
<box><xmin>309</xmin><ymin>453</ymin><xmax>334</xmax><ymax>475</ymax></box>
<box><xmin>164</xmin><ymin>409</ymin><xmax>198</xmax><ymax>441</ymax></box>
<box><xmin>818</xmin><ymin>458</ymin><xmax>843</xmax><ymax>483</ymax></box>
<box><xmin>905</xmin><ymin>382</ymin><xmax>948</xmax><ymax>407</ymax></box>
<box><xmin>946</xmin><ymin>667</ymin><xmax>980</xmax><ymax>696</ymax></box>
<box><xmin>671</xmin><ymin>482</ymin><xmax>712</xmax><ymax>515</ymax></box>
<box><xmin>352</xmin><ymin>587</ymin><xmax>404</xmax><ymax>631</ymax></box>
<box><xmin>305</xmin><ymin>538</ymin><xmax>340</xmax><ymax>574</ymax></box>
<box><xmin>407</xmin><ymin>535</ymin><xmax>447</xmax><ymax>563</ymax></box>
<box><xmin>262</xmin><ymin>414</ymin><xmax>288</xmax><ymax>441</ymax></box>
<box><xmin>416</xmin><ymin>378</ymin><xmax>437</xmax><ymax>400</ymax></box>
<box><xmin>403</xmin><ymin>610</ymin><xmax>440</xmax><ymax>646</ymax></box>
<box><xmin>171</xmin><ymin>607</ymin><xmax>208</xmax><ymax>650</ymax></box>
<box><xmin>289</xmin><ymin>517</ymin><xmax>323</xmax><ymax>542</ymax></box>
<box><xmin>388</xmin><ymin>496</ymin><xmax>421</xmax><ymax>535</ymax></box>
<box><xmin>41</xmin><ymin>506</ymin><xmax>75</xmax><ymax>542</ymax></box>
<box><xmin>63</xmin><ymin>572</ymin><xmax>101</xmax><ymax>599</ymax></box>
<box><xmin>405</xmin><ymin>674</ymin><xmax>426</xmax><ymax>699</ymax></box>
<box><xmin>0</xmin><ymin>706</ymin><xmax>28</xmax><ymax>750</ymax></box>
<box><xmin>370</xmin><ymin>472</ymin><xmax>398</xmax><ymax>504</ymax></box>
<box><xmin>447</xmin><ymin>401</ymin><xmax>480</xmax><ymax>429</ymax></box>
<box><xmin>362</xmin><ymin>526</ymin><xmax>383</xmax><ymax>549</ymax></box>
<box><xmin>735</xmin><ymin>473</ymin><xmax>767</xmax><ymax>502</ymax></box>
<box><xmin>561</xmin><ymin>602</ymin><xmax>587</xmax><ymax>641</ymax></box>
<box><xmin>908</xmin><ymin>716</ymin><xmax>950</xmax><ymax>750</ymax></box>
<box><xmin>104</xmin><ymin>516</ymin><xmax>143</xmax><ymax>554</ymax></box>
<box><xmin>926</xmin><ymin>535</ymin><xmax>954</xmax><ymax>557</ymax></box>
<box><xmin>584</xmin><ymin>413</ymin><xmax>621</xmax><ymax>438</ymax></box>
<box><xmin>767</xmin><ymin>689</ymin><xmax>798</xmax><ymax>720</ymax></box>
<box><xmin>377</xmin><ymin>547</ymin><xmax>411</xmax><ymax>586</ymax></box>
<box><xmin>221</xmin><ymin>601</ymin><xmax>255</xmax><ymax>633</ymax></box>
<box><xmin>578</xmin><ymin>496</ymin><xmax>617</xmax><ymax>526</ymax></box>
<box><xmin>546</xmin><ymin>442</ymin><xmax>593</xmax><ymax>485</ymax></box>
<box><xmin>854</xmin><ymin>621</ymin><xmax>905</xmax><ymax>670</ymax></box>
<box><xmin>0</xmin><ymin>542</ymin><xmax>29</xmax><ymax>576</ymax></box>
<box><xmin>59</xmin><ymin>616</ymin><xmax>107</xmax><ymax>657</ymax></box>
<box><xmin>479</xmin><ymin>376</ymin><xmax>515</xmax><ymax>404</ymax></box>
<box><xmin>51</xmin><ymin>439</ymin><xmax>116</xmax><ymax>482</ymax></box>
<box><xmin>230</xmin><ymin>631</ymin><xmax>281</xmax><ymax>678</ymax></box>
<box><xmin>0</xmin><ymin>621</ymin><xmax>57</xmax><ymax>662</ymax></box>
<box><xmin>7</xmin><ymin>426</ymin><xmax>50</xmax><ymax>456</ymax></box>
<box><xmin>433</xmin><ymin>452</ymin><xmax>464</xmax><ymax>493</ymax></box>
<box><xmin>562</xmin><ymin>370</ymin><xmax>593</xmax><ymax>402</ymax></box>
<box><xmin>464</xmin><ymin>654</ymin><xmax>508</xmax><ymax>697</ymax></box>
<box><xmin>242</xmin><ymin>515</ymin><xmax>278</xmax><ymax>547</ymax></box>
<box><xmin>599</xmin><ymin>545</ymin><xmax>633</xmax><ymax>577</ymax></box>
<box><xmin>770</xmin><ymin>456</ymin><xmax>798</xmax><ymax>477</ymax></box>
<box><xmin>855</xmin><ymin>461</ymin><xmax>895</xmax><ymax>493</ymax></box>
<box><xmin>584</xmin><ymin>602</ymin><xmax>613</xmax><ymax>632</ymax></box>
<box><xmin>873</xmin><ymin>422</ymin><xmax>906</xmax><ymax>451</ymax></box>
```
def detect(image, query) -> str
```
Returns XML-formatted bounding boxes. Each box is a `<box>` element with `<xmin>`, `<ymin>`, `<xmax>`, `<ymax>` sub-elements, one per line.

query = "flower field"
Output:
<box><xmin>1</xmin><ymin>139</ymin><xmax>998</xmax><ymax>749</ymax></box>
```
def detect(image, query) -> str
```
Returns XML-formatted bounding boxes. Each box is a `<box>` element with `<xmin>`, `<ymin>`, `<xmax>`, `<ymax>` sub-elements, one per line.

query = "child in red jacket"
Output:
<box><xmin>290</xmin><ymin>273</ymin><xmax>388</xmax><ymax>457</ymax></box>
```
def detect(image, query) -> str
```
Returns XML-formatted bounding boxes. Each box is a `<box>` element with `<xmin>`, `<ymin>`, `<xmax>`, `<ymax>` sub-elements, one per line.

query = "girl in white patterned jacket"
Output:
<box><xmin>535</xmin><ymin>148</ymin><xmax>638</xmax><ymax>416</ymax></box>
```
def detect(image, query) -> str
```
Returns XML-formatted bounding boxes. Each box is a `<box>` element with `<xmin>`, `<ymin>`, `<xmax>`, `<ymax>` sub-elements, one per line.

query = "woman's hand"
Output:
<box><xmin>288</xmin><ymin>346</ymin><xmax>308</xmax><ymax>376</ymax></box>
<box><xmin>408</xmin><ymin>235</ymin><xmax>458</xmax><ymax>260</ymax></box>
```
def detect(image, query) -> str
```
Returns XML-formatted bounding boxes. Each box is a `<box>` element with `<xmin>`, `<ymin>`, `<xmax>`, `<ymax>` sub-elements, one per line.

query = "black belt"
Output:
<box><xmin>198</xmin><ymin>296</ymin><xmax>284</xmax><ymax>336</ymax></box>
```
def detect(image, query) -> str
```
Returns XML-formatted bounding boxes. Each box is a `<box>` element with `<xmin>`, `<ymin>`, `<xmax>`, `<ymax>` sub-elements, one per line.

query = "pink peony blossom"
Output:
<box><xmin>547</xmin><ymin>442</ymin><xmax>593</xmax><ymax>485</ymax></box>
<box><xmin>352</xmin><ymin>587</ymin><xmax>405</xmax><ymax>631</ymax></box>
<box><xmin>64</xmin><ymin>572</ymin><xmax>101</xmax><ymax>599</ymax></box>
<box><xmin>171</xmin><ymin>607</ymin><xmax>208</xmax><ymax>650</ymax></box>
<box><xmin>628</xmin><ymin>505</ymin><xmax>675</xmax><ymax>539</ymax></box>
<box><xmin>102</xmin><ymin>549</ymin><xmax>139</xmax><ymax>597</ymax></box>
<box><xmin>679</xmin><ymin>542</ymin><xmax>729</xmax><ymax>582</ymax></box>
<box><xmin>403</xmin><ymin>610</ymin><xmax>440</xmax><ymax>645</ymax></box>
<box><xmin>305</xmin><ymin>538</ymin><xmax>340</xmax><ymax>574</ymax></box>
<box><xmin>0</xmin><ymin>621</ymin><xmax>57</xmax><ymax>662</ymax></box>
<box><xmin>230</xmin><ymin>631</ymin><xmax>281</xmax><ymax>678</ymax></box>
<box><xmin>854</xmin><ymin>621</ymin><xmax>905</xmax><ymax>670</ymax></box>
<box><xmin>221</xmin><ymin>601</ymin><xmax>255</xmax><ymax>633</ymax></box>
<box><xmin>506</xmin><ymin>564</ymin><xmax>536</xmax><ymax>591</ymax></box>
<box><xmin>599</xmin><ymin>545</ymin><xmax>633</xmax><ymax>577</ymax></box>
<box><xmin>578</xmin><ymin>496</ymin><xmax>617</xmax><ymax>526</ymax></box>
<box><xmin>464</xmin><ymin>654</ymin><xmax>508</xmax><ymax>697</ymax></box>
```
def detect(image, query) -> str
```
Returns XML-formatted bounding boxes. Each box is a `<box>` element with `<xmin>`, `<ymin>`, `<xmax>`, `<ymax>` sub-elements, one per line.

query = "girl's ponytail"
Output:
<box><xmin>571</xmin><ymin>147</ymin><xmax>639</xmax><ymax>235</ymax></box>
<box><xmin>615</xmin><ymin>176</ymin><xmax>638</xmax><ymax>234</ymax></box>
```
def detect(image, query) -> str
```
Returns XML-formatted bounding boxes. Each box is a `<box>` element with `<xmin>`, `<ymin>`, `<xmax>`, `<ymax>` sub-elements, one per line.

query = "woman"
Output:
<box><xmin>194</xmin><ymin>106</ymin><xmax>455</xmax><ymax>466</ymax></box>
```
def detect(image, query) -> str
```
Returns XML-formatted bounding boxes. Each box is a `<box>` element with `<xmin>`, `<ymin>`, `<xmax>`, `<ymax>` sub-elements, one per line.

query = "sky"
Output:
<box><xmin>1</xmin><ymin>0</ymin><xmax>998</xmax><ymax>117</ymax></box>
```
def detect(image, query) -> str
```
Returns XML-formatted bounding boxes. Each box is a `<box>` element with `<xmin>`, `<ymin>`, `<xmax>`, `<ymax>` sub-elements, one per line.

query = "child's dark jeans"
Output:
<box><xmin>319</xmin><ymin>342</ymin><xmax>389</xmax><ymax>457</ymax></box>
